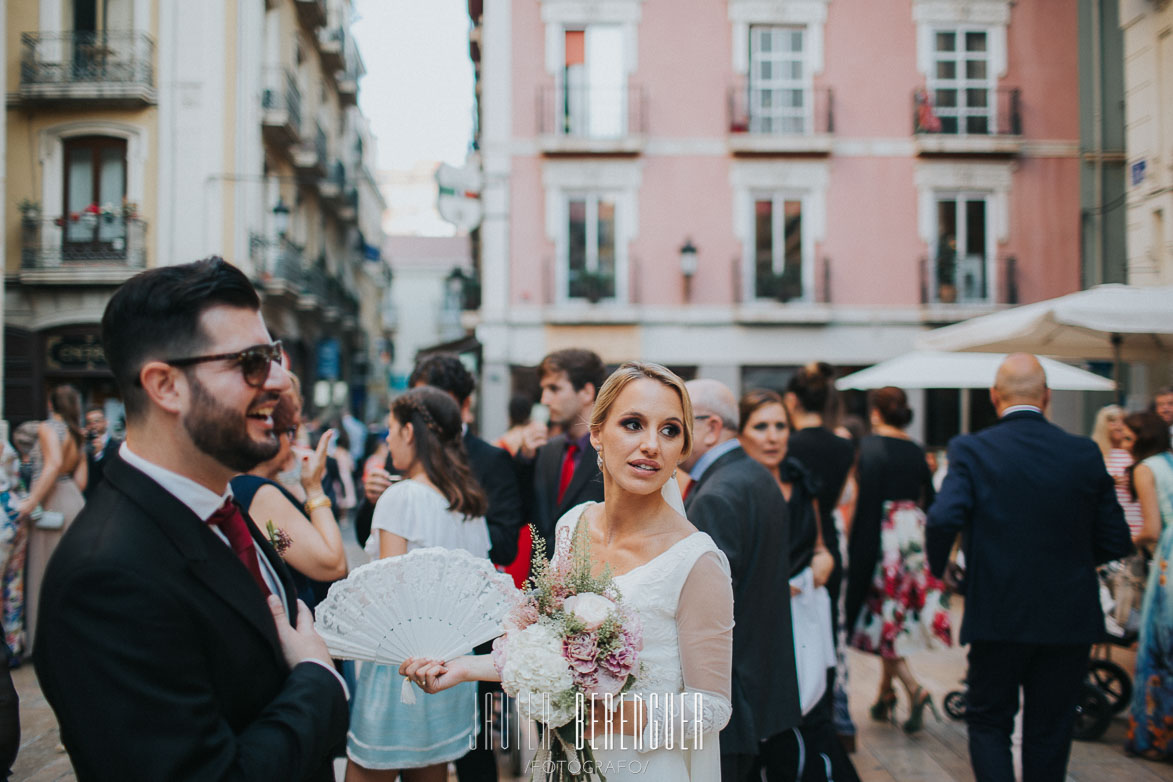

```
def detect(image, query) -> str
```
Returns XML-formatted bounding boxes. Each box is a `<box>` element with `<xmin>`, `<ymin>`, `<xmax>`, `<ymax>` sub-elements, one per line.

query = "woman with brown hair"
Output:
<box><xmin>231</xmin><ymin>375</ymin><xmax>348</xmax><ymax>609</ymax></box>
<box><xmin>18</xmin><ymin>385</ymin><xmax>88</xmax><ymax>656</ymax></box>
<box><xmin>845</xmin><ymin>387</ymin><xmax>951</xmax><ymax>735</ymax></box>
<box><xmin>1123</xmin><ymin>410</ymin><xmax>1173</xmax><ymax>759</ymax></box>
<box><xmin>346</xmin><ymin>386</ymin><xmax>491</xmax><ymax>782</ymax></box>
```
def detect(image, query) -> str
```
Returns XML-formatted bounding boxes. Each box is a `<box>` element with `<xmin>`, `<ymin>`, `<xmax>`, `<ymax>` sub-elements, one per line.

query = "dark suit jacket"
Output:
<box><xmin>34</xmin><ymin>449</ymin><xmax>348</xmax><ymax>781</ymax></box>
<box><xmin>83</xmin><ymin>436</ymin><xmax>120</xmax><ymax>501</ymax></box>
<box><xmin>354</xmin><ymin>431</ymin><xmax>523</xmax><ymax>566</ymax></box>
<box><xmin>926</xmin><ymin>410</ymin><xmax>1133</xmax><ymax>646</ymax></box>
<box><xmin>520</xmin><ymin>434</ymin><xmax>605</xmax><ymax>558</ymax></box>
<box><xmin>685</xmin><ymin>444</ymin><xmax>802</xmax><ymax>755</ymax></box>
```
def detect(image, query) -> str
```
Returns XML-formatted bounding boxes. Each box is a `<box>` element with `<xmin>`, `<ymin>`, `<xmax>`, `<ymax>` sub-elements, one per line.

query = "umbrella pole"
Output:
<box><xmin>960</xmin><ymin>389</ymin><xmax>972</xmax><ymax>434</ymax></box>
<box><xmin>1112</xmin><ymin>333</ymin><xmax>1123</xmax><ymax>406</ymax></box>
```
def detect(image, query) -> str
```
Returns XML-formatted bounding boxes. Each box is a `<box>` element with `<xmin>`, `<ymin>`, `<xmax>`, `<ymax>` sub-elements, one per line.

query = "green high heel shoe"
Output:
<box><xmin>903</xmin><ymin>687</ymin><xmax>940</xmax><ymax>734</ymax></box>
<box><xmin>870</xmin><ymin>689</ymin><xmax>897</xmax><ymax>723</ymax></box>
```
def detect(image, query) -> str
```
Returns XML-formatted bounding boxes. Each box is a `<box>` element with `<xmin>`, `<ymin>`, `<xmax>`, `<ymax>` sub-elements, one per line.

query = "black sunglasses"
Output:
<box><xmin>161</xmin><ymin>341</ymin><xmax>284</xmax><ymax>388</ymax></box>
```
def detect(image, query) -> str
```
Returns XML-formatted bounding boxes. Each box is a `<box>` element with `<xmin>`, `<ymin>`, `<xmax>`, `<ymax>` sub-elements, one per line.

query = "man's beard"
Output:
<box><xmin>183</xmin><ymin>375</ymin><xmax>280</xmax><ymax>473</ymax></box>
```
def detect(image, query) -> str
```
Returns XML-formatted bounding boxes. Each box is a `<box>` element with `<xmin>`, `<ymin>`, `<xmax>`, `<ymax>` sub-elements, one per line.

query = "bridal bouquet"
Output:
<box><xmin>492</xmin><ymin>522</ymin><xmax>643</xmax><ymax>780</ymax></box>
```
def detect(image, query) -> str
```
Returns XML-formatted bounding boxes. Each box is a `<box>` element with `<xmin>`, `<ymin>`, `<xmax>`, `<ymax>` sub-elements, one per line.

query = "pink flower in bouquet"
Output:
<box><xmin>491</xmin><ymin>634</ymin><xmax>509</xmax><ymax>672</ymax></box>
<box><xmin>506</xmin><ymin>600</ymin><xmax>540</xmax><ymax>631</ymax></box>
<box><xmin>564</xmin><ymin>592</ymin><xmax>615</xmax><ymax>631</ymax></box>
<box><xmin>563</xmin><ymin>632</ymin><xmax>599</xmax><ymax>674</ymax></box>
<box><xmin>600</xmin><ymin>644</ymin><xmax>636</xmax><ymax>678</ymax></box>
<box><xmin>591</xmin><ymin>670</ymin><xmax>627</xmax><ymax>698</ymax></box>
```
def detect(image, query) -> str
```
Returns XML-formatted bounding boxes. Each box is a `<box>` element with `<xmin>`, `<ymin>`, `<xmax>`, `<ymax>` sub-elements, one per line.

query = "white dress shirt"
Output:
<box><xmin>1000</xmin><ymin>404</ymin><xmax>1043</xmax><ymax>417</ymax></box>
<box><xmin>119</xmin><ymin>442</ymin><xmax>348</xmax><ymax>697</ymax></box>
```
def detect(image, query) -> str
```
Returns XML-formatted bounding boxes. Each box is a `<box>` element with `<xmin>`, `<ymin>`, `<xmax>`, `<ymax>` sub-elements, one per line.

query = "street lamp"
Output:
<box><xmin>679</xmin><ymin>238</ymin><xmax>698</xmax><ymax>301</ymax></box>
<box><xmin>272</xmin><ymin>197</ymin><xmax>290</xmax><ymax>239</ymax></box>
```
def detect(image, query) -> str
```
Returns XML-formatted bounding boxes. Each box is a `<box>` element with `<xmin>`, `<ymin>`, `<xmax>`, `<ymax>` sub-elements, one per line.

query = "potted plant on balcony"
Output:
<box><xmin>18</xmin><ymin>199</ymin><xmax>41</xmax><ymax>225</ymax></box>
<box><xmin>936</xmin><ymin>238</ymin><xmax>958</xmax><ymax>303</ymax></box>
<box><xmin>572</xmin><ymin>269</ymin><xmax>614</xmax><ymax>303</ymax></box>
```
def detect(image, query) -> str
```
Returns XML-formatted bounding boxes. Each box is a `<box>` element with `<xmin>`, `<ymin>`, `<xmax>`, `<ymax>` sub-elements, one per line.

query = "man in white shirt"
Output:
<box><xmin>34</xmin><ymin>257</ymin><xmax>348</xmax><ymax>781</ymax></box>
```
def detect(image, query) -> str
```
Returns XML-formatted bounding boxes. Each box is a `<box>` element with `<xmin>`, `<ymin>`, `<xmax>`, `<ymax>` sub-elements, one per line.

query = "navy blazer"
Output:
<box><xmin>519</xmin><ymin>434</ymin><xmax>605</xmax><ymax>559</ymax></box>
<box><xmin>35</xmin><ymin>449</ymin><xmax>348</xmax><ymax>781</ymax></box>
<box><xmin>926</xmin><ymin>410</ymin><xmax>1132</xmax><ymax>646</ymax></box>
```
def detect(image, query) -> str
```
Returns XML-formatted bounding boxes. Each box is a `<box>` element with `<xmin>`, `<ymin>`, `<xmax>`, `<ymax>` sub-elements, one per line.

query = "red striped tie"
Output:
<box><xmin>557</xmin><ymin>444</ymin><xmax>580</xmax><ymax>504</ymax></box>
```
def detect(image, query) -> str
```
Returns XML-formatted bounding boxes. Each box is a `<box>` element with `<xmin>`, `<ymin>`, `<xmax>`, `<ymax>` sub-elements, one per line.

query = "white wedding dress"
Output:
<box><xmin>551</xmin><ymin>503</ymin><xmax>734</xmax><ymax>781</ymax></box>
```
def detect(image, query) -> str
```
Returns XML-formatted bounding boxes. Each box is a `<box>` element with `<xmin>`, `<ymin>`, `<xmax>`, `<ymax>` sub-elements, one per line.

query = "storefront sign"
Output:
<box><xmin>45</xmin><ymin>334</ymin><xmax>108</xmax><ymax>372</ymax></box>
<box><xmin>317</xmin><ymin>338</ymin><xmax>341</xmax><ymax>380</ymax></box>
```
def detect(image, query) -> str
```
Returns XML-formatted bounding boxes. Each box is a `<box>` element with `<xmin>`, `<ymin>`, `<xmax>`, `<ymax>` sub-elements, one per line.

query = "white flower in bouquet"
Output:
<box><xmin>497</xmin><ymin>622</ymin><xmax>576</xmax><ymax>727</ymax></box>
<box><xmin>563</xmin><ymin>592</ymin><xmax>615</xmax><ymax>631</ymax></box>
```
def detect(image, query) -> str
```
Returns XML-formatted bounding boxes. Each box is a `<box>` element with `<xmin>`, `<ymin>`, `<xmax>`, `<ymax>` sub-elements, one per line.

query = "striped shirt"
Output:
<box><xmin>1106</xmin><ymin>448</ymin><xmax>1143</xmax><ymax>537</ymax></box>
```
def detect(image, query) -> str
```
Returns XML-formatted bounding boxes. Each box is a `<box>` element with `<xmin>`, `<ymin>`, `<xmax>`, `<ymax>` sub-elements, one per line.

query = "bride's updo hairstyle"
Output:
<box><xmin>391</xmin><ymin>386</ymin><xmax>487</xmax><ymax>519</ymax></box>
<box><xmin>589</xmin><ymin>361</ymin><xmax>694</xmax><ymax>461</ymax></box>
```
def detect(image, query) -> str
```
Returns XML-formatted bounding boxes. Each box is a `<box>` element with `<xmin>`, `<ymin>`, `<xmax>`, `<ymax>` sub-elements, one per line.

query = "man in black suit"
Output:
<box><xmin>682</xmin><ymin>379</ymin><xmax>801</xmax><ymax>781</ymax></box>
<box><xmin>516</xmin><ymin>348</ymin><xmax>608</xmax><ymax>559</ymax></box>
<box><xmin>927</xmin><ymin>353</ymin><xmax>1132</xmax><ymax>782</ymax></box>
<box><xmin>355</xmin><ymin>353</ymin><xmax>524</xmax><ymax>568</ymax></box>
<box><xmin>34</xmin><ymin>258</ymin><xmax>348</xmax><ymax>781</ymax></box>
<box><xmin>82</xmin><ymin>405</ymin><xmax>120</xmax><ymax>500</ymax></box>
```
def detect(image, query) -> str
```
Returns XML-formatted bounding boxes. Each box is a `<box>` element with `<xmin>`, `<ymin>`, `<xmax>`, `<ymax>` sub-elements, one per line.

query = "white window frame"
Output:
<box><xmin>926</xmin><ymin>26</ymin><xmax>996</xmax><ymax>136</ymax></box>
<box><xmin>915</xmin><ymin>161</ymin><xmax>1012</xmax><ymax>305</ymax></box>
<box><xmin>731</xmin><ymin>161</ymin><xmax>827</xmax><ymax>305</ymax></box>
<box><xmin>931</xmin><ymin>191</ymin><xmax>996</xmax><ymax>303</ymax></box>
<box><xmin>728</xmin><ymin>0</ymin><xmax>828</xmax><ymax>77</ymax></box>
<box><xmin>562</xmin><ymin>192</ymin><xmax>622</xmax><ymax>301</ymax></box>
<box><xmin>557</xmin><ymin>25</ymin><xmax>629</xmax><ymax>139</ymax></box>
<box><xmin>750</xmin><ymin>192</ymin><xmax>810</xmax><ymax>301</ymax></box>
<box><xmin>747</xmin><ymin>25</ymin><xmax>811</xmax><ymax>135</ymax></box>
<box><xmin>543</xmin><ymin>160</ymin><xmax>641</xmax><ymax>306</ymax></box>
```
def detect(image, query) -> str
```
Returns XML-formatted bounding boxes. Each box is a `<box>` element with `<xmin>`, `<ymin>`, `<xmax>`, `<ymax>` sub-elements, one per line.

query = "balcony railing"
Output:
<box><xmin>262</xmin><ymin>68</ymin><xmax>302</xmax><ymax>148</ymax></box>
<box><xmin>320</xmin><ymin>160</ymin><xmax>345</xmax><ymax>204</ymax></box>
<box><xmin>250</xmin><ymin>234</ymin><xmax>303</xmax><ymax>292</ymax></box>
<box><xmin>318</xmin><ymin>27</ymin><xmax>344</xmax><ymax>73</ymax></box>
<box><xmin>294</xmin><ymin>0</ymin><xmax>327</xmax><ymax>31</ymax></box>
<box><xmin>293</xmin><ymin>123</ymin><xmax>327</xmax><ymax>175</ymax></box>
<box><xmin>920</xmin><ymin>254</ymin><xmax>1019</xmax><ymax>306</ymax></box>
<box><xmin>21</xmin><ymin>216</ymin><xmax>147</xmax><ymax>271</ymax></box>
<box><xmin>727</xmin><ymin>82</ymin><xmax>833</xmax><ymax>154</ymax></box>
<box><xmin>19</xmin><ymin>31</ymin><xmax>155</xmax><ymax>106</ymax></box>
<box><xmin>537</xmin><ymin>84</ymin><xmax>646</xmax><ymax>153</ymax></box>
<box><xmin>913</xmin><ymin>87</ymin><xmax>1023</xmax><ymax>155</ymax></box>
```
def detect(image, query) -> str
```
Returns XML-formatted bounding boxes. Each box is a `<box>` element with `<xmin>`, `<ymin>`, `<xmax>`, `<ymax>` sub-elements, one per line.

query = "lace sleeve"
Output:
<box><xmin>638</xmin><ymin>551</ymin><xmax>734</xmax><ymax>752</ymax></box>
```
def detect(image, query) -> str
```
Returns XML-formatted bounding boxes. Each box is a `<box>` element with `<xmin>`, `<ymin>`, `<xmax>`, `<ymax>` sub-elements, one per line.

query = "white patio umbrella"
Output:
<box><xmin>915</xmin><ymin>283</ymin><xmax>1173</xmax><ymax>401</ymax></box>
<box><xmin>836</xmin><ymin>351</ymin><xmax>1116</xmax><ymax>392</ymax></box>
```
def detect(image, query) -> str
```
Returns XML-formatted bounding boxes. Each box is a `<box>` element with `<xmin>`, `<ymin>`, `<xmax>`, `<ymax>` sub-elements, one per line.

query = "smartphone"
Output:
<box><xmin>531</xmin><ymin>403</ymin><xmax>550</xmax><ymax>426</ymax></box>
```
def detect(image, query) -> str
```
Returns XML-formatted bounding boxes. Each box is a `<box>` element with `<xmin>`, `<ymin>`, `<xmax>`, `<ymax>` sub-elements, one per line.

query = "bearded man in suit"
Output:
<box><xmin>682</xmin><ymin>379</ymin><xmax>802</xmax><ymax>781</ymax></box>
<box><xmin>34</xmin><ymin>257</ymin><xmax>348</xmax><ymax>781</ymax></box>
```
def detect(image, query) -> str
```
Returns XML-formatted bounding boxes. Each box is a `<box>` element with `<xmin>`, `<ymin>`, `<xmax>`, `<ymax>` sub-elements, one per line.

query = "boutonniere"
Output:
<box><xmin>265</xmin><ymin>520</ymin><xmax>292</xmax><ymax>557</ymax></box>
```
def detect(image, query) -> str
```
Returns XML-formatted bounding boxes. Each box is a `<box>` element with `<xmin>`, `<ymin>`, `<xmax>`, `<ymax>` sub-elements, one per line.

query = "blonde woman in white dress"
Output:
<box><xmin>404</xmin><ymin>362</ymin><xmax>734</xmax><ymax>781</ymax></box>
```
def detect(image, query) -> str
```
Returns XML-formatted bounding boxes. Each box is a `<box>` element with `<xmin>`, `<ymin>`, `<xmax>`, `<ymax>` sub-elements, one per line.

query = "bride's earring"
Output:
<box><xmin>672</xmin><ymin>469</ymin><xmax>677</xmax><ymax>479</ymax></box>
<box><xmin>596</xmin><ymin>452</ymin><xmax>604</xmax><ymax>470</ymax></box>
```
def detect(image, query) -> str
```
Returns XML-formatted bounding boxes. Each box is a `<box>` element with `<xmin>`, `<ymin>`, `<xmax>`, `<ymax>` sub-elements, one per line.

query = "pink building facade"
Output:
<box><xmin>470</xmin><ymin>0</ymin><xmax>1082</xmax><ymax>441</ymax></box>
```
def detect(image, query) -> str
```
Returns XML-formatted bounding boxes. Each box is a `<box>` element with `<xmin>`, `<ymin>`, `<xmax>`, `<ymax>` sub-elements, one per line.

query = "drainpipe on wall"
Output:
<box><xmin>1</xmin><ymin>0</ymin><xmax>8</xmax><ymax>436</ymax></box>
<box><xmin>1092</xmin><ymin>0</ymin><xmax>1105</xmax><ymax>287</ymax></box>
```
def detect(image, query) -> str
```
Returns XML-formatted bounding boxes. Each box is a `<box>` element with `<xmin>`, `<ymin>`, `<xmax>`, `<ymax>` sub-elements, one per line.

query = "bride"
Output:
<box><xmin>402</xmin><ymin>361</ymin><xmax>734</xmax><ymax>780</ymax></box>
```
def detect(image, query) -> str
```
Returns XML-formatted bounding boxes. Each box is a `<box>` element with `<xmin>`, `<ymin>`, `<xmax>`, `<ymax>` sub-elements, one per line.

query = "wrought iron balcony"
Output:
<box><xmin>318</xmin><ymin>27</ymin><xmax>344</xmax><ymax>74</ymax></box>
<box><xmin>20</xmin><ymin>215</ymin><xmax>147</xmax><ymax>282</ymax></box>
<box><xmin>920</xmin><ymin>254</ymin><xmax>1019</xmax><ymax>307</ymax></box>
<box><xmin>337</xmin><ymin>188</ymin><xmax>358</xmax><ymax>223</ymax></box>
<box><xmin>293</xmin><ymin>123</ymin><xmax>327</xmax><ymax>176</ymax></box>
<box><xmin>19</xmin><ymin>31</ymin><xmax>155</xmax><ymax>106</ymax></box>
<box><xmin>262</xmin><ymin>68</ymin><xmax>302</xmax><ymax>149</ymax></box>
<box><xmin>295</xmin><ymin>0</ymin><xmax>327</xmax><ymax>31</ymax></box>
<box><xmin>537</xmin><ymin>84</ymin><xmax>647</xmax><ymax>154</ymax></box>
<box><xmin>727</xmin><ymin>82</ymin><xmax>834</xmax><ymax>154</ymax></box>
<box><xmin>913</xmin><ymin>87</ymin><xmax>1023</xmax><ymax>155</ymax></box>
<box><xmin>320</xmin><ymin>161</ymin><xmax>346</xmax><ymax>207</ymax></box>
<box><xmin>250</xmin><ymin>234</ymin><xmax>304</xmax><ymax>296</ymax></box>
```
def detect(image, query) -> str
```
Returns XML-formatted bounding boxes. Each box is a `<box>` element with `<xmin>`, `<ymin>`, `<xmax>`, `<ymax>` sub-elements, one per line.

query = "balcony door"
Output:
<box><xmin>562</xmin><ymin>26</ymin><xmax>625</xmax><ymax>138</ymax></box>
<box><xmin>928</xmin><ymin>29</ymin><xmax>993</xmax><ymax>135</ymax></box>
<box><xmin>63</xmin><ymin>136</ymin><xmax>128</xmax><ymax>260</ymax></box>
<box><xmin>934</xmin><ymin>194</ymin><xmax>990</xmax><ymax>303</ymax></box>
<box><xmin>749</xmin><ymin>26</ymin><xmax>808</xmax><ymax>134</ymax></box>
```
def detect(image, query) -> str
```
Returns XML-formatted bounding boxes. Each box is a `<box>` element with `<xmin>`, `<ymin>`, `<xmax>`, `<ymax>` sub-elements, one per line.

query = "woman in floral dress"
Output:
<box><xmin>845</xmin><ymin>387</ymin><xmax>951</xmax><ymax>734</ymax></box>
<box><xmin>1123</xmin><ymin>411</ymin><xmax>1173</xmax><ymax>759</ymax></box>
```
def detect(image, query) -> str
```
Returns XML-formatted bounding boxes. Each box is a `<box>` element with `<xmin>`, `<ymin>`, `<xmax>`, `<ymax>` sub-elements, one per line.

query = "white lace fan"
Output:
<box><xmin>315</xmin><ymin>547</ymin><xmax>520</xmax><ymax>700</ymax></box>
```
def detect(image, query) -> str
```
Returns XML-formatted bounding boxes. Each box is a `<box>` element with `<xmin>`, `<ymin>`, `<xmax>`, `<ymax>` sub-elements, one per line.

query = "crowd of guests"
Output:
<box><xmin>0</xmin><ymin>257</ymin><xmax>1171</xmax><ymax>782</ymax></box>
